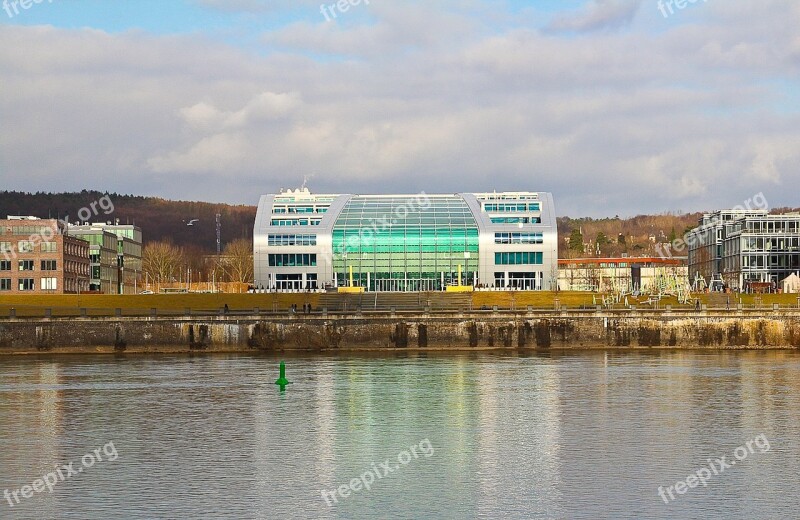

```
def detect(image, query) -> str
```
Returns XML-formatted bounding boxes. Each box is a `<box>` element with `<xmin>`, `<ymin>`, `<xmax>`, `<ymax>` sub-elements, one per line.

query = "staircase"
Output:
<box><xmin>318</xmin><ymin>292</ymin><xmax>363</xmax><ymax>312</ymax></box>
<box><xmin>316</xmin><ymin>291</ymin><xmax>474</xmax><ymax>312</ymax></box>
<box><xmin>706</xmin><ymin>292</ymin><xmax>732</xmax><ymax>309</ymax></box>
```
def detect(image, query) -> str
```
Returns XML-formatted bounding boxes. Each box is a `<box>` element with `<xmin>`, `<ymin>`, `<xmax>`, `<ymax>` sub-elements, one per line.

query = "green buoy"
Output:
<box><xmin>275</xmin><ymin>361</ymin><xmax>291</xmax><ymax>389</ymax></box>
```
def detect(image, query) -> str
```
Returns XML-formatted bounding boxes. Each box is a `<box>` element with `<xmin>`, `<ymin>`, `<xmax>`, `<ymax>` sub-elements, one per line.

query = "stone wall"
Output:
<box><xmin>1</xmin><ymin>311</ymin><xmax>800</xmax><ymax>354</ymax></box>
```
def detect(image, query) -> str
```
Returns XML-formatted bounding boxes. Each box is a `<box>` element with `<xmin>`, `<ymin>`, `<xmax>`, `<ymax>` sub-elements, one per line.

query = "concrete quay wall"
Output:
<box><xmin>1</xmin><ymin>310</ymin><xmax>800</xmax><ymax>354</ymax></box>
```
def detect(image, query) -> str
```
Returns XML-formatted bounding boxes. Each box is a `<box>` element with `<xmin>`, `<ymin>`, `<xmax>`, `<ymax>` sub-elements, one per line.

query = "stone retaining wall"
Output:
<box><xmin>1</xmin><ymin>311</ymin><xmax>800</xmax><ymax>354</ymax></box>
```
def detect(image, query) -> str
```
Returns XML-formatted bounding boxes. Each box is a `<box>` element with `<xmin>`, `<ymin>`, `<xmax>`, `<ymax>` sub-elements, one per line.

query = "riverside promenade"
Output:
<box><xmin>1</xmin><ymin>291</ymin><xmax>800</xmax><ymax>353</ymax></box>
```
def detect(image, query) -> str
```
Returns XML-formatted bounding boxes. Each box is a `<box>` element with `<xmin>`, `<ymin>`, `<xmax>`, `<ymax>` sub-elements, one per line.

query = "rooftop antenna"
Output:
<box><xmin>301</xmin><ymin>173</ymin><xmax>315</xmax><ymax>192</ymax></box>
<box><xmin>216</xmin><ymin>213</ymin><xmax>221</xmax><ymax>255</ymax></box>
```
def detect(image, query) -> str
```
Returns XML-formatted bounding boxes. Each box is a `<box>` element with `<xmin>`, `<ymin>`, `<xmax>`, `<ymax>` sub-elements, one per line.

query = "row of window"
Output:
<box><xmin>479</xmin><ymin>194</ymin><xmax>539</xmax><ymax>201</ymax></box>
<box><xmin>0</xmin><ymin>241</ymin><xmax>58</xmax><ymax>253</ymax></box>
<box><xmin>270</xmin><ymin>219</ymin><xmax>322</xmax><ymax>227</ymax></box>
<box><xmin>268</xmin><ymin>234</ymin><xmax>318</xmax><ymax>246</ymax></box>
<box><xmin>483</xmin><ymin>203</ymin><xmax>540</xmax><ymax>212</ymax></box>
<box><xmin>494</xmin><ymin>233</ymin><xmax>544</xmax><ymax>244</ymax></box>
<box><xmin>5</xmin><ymin>225</ymin><xmax>56</xmax><ymax>236</ymax></box>
<box><xmin>744</xmin><ymin>220</ymin><xmax>800</xmax><ymax>233</ymax></box>
<box><xmin>0</xmin><ymin>260</ymin><xmax>58</xmax><ymax>271</ymax></box>
<box><xmin>274</xmin><ymin>273</ymin><xmax>318</xmax><ymax>281</ymax></box>
<box><xmin>493</xmin><ymin>271</ymin><xmax>543</xmax><ymax>289</ymax></box>
<box><xmin>495</xmin><ymin>252</ymin><xmax>544</xmax><ymax>265</ymax></box>
<box><xmin>0</xmin><ymin>278</ymin><xmax>58</xmax><ymax>291</ymax></box>
<box><xmin>490</xmin><ymin>217</ymin><xmax>542</xmax><ymax>224</ymax></box>
<box><xmin>268</xmin><ymin>254</ymin><xmax>318</xmax><ymax>267</ymax></box>
<box><xmin>739</xmin><ymin>255</ymin><xmax>800</xmax><ymax>269</ymax></box>
<box><xmin>335</xmin><ymin>218</ymin><xmax>476</xmax><ymax>227</ymax></box>
<box><xmin>738</xmin><ymin>237</ymin><xmax>800</xmax><ymax>252</ymax></box>
<box><xmin>272</xmin><ymin>206</ymin><xmax>328</xmax><ymax>214</ymax></box>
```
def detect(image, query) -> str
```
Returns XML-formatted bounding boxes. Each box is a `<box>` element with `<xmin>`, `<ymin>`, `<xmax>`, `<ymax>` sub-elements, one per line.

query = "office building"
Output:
<box><xmin>558</xmin><ymin>256</ymin><xmax>688</xmax><ymax>293</ymax></box>
<box><xmin>67</xmin><ymin>223</ymin><xmax>143</xmax><ymax>294</ymax></box>
<box><xmin>687</xmin><ymin>210</ymin><xmax>800</xmax><ymax>292</ymax></box>
<box><xmin>0</xmin><ymin>217</ymin><xmax>90</xmax><ymax>294</ymax></box>
<box><xmin>254</xmin><ymin>188</ymin><xmax>557</xmax><ymax>292</ymax></box>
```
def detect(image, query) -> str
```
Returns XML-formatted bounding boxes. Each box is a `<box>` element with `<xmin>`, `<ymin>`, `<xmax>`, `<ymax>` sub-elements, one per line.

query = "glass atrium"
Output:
<box><xmin>331</xmin><ymin>196</ymin><xmax>479</xmax><ymax>291</ymax></box>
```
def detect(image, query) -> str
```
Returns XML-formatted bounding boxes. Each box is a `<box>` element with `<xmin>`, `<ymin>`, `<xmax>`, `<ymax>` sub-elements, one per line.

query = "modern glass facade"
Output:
<box><xmin>331</xmin><ymin>196</ymin><xmax>479</xmax><ymax>291</ymax></box>
<box><xmin>67</xmin><ymin>223</ymin><xmax>143</xmax><ymax>294</ymax></box>
<box><xmin>254</xmin><ymin>188</ymin><xmax>558</xmax><ymax>292</ymax></box>
<box><xmin>688</xmin><ymin>210</ymin><xmax>800</xmax><ymax>291</ymax></box>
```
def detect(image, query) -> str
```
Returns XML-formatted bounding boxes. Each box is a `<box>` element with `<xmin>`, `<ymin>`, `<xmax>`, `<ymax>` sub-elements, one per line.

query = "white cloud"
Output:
<box><xmin>0</xmin><ymin>0</ymin><xmax>799</xmax><ymax>216</ymax></box>
<box><xmin>546</xmin><ymin>0</ymin><xmax>643</xmax><ymax>33</ymax></box>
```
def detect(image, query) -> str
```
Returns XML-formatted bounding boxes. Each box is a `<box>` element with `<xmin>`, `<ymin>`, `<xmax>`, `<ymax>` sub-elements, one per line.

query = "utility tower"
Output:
<box><xmin>216</xmin><ymin>213</ymin><xmax>221</xmax><ymax>255</ymax></box>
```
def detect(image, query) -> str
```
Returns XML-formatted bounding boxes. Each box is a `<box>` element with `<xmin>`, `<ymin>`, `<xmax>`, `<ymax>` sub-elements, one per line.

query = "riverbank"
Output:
<box><xmin>1</xmin><ymin>309</ymin><xmax>799</xmax><ymax>354</ymax></box>
<box><xmin>3</xmin><ymin>291</ymin><xmax>799</xmax><ymax>317</ymax></box>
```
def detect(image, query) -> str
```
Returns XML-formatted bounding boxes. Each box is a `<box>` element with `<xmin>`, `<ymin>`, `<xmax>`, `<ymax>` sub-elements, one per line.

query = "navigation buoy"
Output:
<box><xmin>275</xmin><ymin>361</ymin><xmax>291</xmax><ymax>389</ymax></box>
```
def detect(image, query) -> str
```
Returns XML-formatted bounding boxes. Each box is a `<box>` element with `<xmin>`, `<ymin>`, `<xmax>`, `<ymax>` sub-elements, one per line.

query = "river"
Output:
<box><xmin>1</xmin><ymin>351</ymin><xmax>798</xmax><ymax>519</ymax></box>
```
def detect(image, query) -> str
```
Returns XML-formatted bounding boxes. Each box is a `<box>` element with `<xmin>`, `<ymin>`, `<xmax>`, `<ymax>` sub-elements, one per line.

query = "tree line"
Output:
<box><xmin>142</xmin><ymin>238</ymin><xmax>253</xmax><ymax>288</ymax></box>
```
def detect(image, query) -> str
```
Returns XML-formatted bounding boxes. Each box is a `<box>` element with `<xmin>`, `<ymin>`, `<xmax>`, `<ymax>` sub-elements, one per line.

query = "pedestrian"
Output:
<box><xmin>224</xmin><ymin>304</ymin><xmax>229</xmax><ymax>314</ymax></box>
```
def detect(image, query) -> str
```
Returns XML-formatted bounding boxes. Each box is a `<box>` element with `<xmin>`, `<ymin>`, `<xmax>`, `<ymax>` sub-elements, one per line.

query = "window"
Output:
<box><xmin>18</xmin><ymin>260</ymin><xmax>35</xmax><ymax>271</ymax></box>
<box><xmin>0</xmin><ymin>261</ymin><xmax>10</xmax><ymax>271</ymax></box>
<box><xmin>267</xmin><ymin>234</ymin><xmax>318</xmax><ymax>246</ymax></box>
<box><xmin>41</xmin><ymin>260</ymin><xmax>57</xmax><ymax>271</ymax></box>
<box><xmin>17</xmin><ymin>241</ymin><xmax>34</xmax><ymax>253</ymax></box>
<box><xmin>40</xmin><ymin>278</ymin><xmax>57</xmax><ymax>291</ymax></box>
<box><xmin>270</xmin><ymin>219</ymin><xmax>322</xmax><ymax>227</ymax></box>
<box><xmin>268</xmin><ymin>254</ymin><xmax>317</xmax><ymax>267</ymax></box>
<box><xmin>40</xmin><ymin>242</ymin><xmax>57</xmax><ymax>253</ymax></box>
<box><xmin>18</xmin><ymin>278</ymin><xmax>35</xmax><ymax>291</ymax></box>
<box><xmin>0</xmin><ymin>242</ymin><xmax>11</xmax><ymax>253</ymax></box>
<box><xmin>494</xmin><ymin>252</ymin><xmax>543</xmax><ymax>265</ymax></box>
<box><xmin>494</xmin><ymin>233</ymin><xmax>544</xmax><ymax>244</ymax></box>
<box><xmin>0</xmin><ymin>278</ymin><xmax>10</xmax><ymax>291</ymax></box>
<box><xmin>484</xmin><ymin>203</ymin><xmax>540</xmax><ymax>212</ymax></box>
<box><xmin>490</xmin><ymin>217</ymin><xmax>542</xmax><ymax>224</ymax></box>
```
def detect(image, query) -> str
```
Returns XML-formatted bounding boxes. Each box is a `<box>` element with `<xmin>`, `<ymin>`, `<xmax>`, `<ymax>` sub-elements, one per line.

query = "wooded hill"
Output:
<box><xmin>2</xmin><ymin>191</ymin><xmax>795</xmax><ymax>258</ymax></box>
<box><xmin>558</xmin><ymin>206</ymin><xmax>800</xmax><ymax>258</ymax></box>
<box><xmin>0</xmin><ymin>191</ymin><xmax>256</xmax><ymax>252</ymax></box>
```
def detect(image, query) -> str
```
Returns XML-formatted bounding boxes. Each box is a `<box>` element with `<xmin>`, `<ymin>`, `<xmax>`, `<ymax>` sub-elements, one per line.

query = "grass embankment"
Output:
<box><xmin>0</xmin><ymin>293</ymin><xmax>319</xmax><ymax>317</ymax></box>
<box><xmin>0</xmin><ymin>291</ymin><xmax>798</xmax><ymax>318</ymax></box>
<box><xmin>471</xmin><ymin>291</ymin><xmax>800</xmax><ymax>309</ymax></box>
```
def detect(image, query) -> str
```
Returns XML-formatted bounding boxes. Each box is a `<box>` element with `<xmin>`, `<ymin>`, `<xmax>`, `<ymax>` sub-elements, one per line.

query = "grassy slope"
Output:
<box><xmin>1</xmin><ymin>291</ymin><xmax>798</xmax><ymax>317</ymax></box>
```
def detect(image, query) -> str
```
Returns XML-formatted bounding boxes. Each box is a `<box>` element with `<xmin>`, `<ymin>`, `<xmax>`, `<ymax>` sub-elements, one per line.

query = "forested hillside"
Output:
<box><xmin>3</xmin><ymin>190</ymin><xmax>795</xmax><ymax>258</ymax></box>
<box><xmin>0</xmin><ymin>191</ymin><xmax>256</xmax><ymax>252</ymax></box>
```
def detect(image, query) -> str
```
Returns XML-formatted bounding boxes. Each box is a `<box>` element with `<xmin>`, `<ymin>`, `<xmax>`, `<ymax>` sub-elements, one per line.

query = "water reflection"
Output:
<box><xmin>0</xmin><ymin>351</ymin><xmax>798</xmax><ymax>519</ymax></box>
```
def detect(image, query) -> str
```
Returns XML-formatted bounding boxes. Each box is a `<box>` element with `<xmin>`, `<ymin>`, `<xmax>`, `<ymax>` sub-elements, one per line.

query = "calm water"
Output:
<box><xmin>0</xmin><ymin>351</ymin><xmax>799</xmax><ymax>519</ymax></box>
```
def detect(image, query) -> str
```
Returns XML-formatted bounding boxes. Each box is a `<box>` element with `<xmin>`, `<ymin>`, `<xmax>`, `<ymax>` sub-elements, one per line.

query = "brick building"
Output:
<box><xmin>0</xmin><ymin>217</ymin><xmax>90</xmax><ymax>294</ymax></box>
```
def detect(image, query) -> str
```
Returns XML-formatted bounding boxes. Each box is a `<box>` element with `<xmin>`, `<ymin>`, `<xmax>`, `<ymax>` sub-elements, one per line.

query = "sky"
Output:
<box><xmin>0</xmin><ymin>0</ymin><xmax>798</xmax><ymax>217</ymax></box>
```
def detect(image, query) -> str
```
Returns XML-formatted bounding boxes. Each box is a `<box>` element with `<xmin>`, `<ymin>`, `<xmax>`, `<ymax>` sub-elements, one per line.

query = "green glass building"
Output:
<box><xmin>255</xmin><ymin>189</ymin><xmax>557</xmax><ymax>292</ymax></box>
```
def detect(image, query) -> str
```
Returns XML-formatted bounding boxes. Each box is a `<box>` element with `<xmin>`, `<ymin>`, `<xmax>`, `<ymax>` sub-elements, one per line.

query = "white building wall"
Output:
<box><xmin>255</xmin><ymin>190</ymin><xmax>558</xmax><ymax>291</ymax></box>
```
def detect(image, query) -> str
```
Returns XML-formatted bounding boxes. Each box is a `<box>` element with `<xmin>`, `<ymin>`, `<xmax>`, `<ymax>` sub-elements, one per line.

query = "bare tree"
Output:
<box><xmin>142</xmin><ymin>241</ymin><xmax>185</xmax><ymax>290</ymax></box>
<box><xmin>222</xmin><ymin>238</ymin><xmax>253</xmax><ymax>287</ymax></box>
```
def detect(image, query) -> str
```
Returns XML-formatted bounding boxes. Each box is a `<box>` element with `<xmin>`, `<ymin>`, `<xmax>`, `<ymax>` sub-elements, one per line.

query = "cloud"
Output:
<box><xmin>179</xmin><ymin>92</ymin><xmax>302</xmax><ymax>131</ymax></box>
<box><xmin>192</xmin><ymin>0</ymin><xmax>308</xmax><ymax>13</ymax></box>
<box><xmin>0</xmin><ymin>0</ymin><xmax>799</xmax><ymax>217</ymax></box>
<box><xmin>546</xmin><ymin>0</ymin><xmax>643</xmax><ymax>33</ymax></box>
